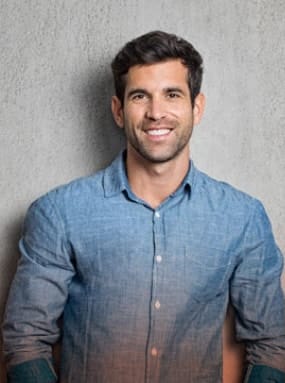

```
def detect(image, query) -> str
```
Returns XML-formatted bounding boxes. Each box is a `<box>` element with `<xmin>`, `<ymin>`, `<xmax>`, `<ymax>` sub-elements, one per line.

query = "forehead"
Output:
<box><xmin>125</xmin><ymin>59</ymin><xmax>189</xmax><ymax>90</ymax></box>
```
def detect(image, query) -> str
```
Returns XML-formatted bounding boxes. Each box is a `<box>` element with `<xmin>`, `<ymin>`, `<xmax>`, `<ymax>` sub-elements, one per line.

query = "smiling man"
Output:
<box><xmin>112</xmin><ymin>58</ymin><xmax>204</xmax><ymax>208</ymax></box>
<box><xmin>3</xmin><ymin>31</ymin><xmax>285</xmax><ymax>383</ymax></box>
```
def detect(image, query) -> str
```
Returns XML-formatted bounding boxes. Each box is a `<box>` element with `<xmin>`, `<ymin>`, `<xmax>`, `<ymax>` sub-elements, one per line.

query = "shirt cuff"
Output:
<box><xmin>245</xmin><ymin>364</ymin><xmax>285</xmax><ymax>383</ymax></box>
<box><xmin>7</xmin><ymin>358</ymin><xmax>57</xmax><ymax>383</ymax></box>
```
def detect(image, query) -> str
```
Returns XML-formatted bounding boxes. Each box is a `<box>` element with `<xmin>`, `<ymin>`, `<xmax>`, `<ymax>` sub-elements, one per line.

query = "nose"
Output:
<box><xmin>145</xmin><ymin>97</ymin><xmax>166</xmax><ymax>121</ymax></box>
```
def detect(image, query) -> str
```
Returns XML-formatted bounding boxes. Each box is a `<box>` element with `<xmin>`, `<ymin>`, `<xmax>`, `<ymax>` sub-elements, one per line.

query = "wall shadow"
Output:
<box><xmin>78</xmin><ymin>66</ymin><xmax>126</xmax><ymax>171</ymax></box>
<box><xmin>1</xmin><ymin>216</ymin><xmax>23</xmax><ymax>383</ymax></box>
<box><xmin>223</xmin><ymin>305</ymin><xmax>246</xmax><ymax>383</ymax></box>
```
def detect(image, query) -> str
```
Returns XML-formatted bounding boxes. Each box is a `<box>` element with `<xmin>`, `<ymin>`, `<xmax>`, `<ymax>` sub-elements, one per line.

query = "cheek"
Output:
<box><xmin>124</xmin><ymin>106</ymin><xmax>145</xmax><ymax>125</ymax></box>
<box><xmin>172</xmin><ymin>110</ymin><xmax>193</xmax><ymax>125</ymax></box>
<box><xmin>168</xmin><ymin>101</ymin><xmax>193</xmax><ymax>119</ymax></box>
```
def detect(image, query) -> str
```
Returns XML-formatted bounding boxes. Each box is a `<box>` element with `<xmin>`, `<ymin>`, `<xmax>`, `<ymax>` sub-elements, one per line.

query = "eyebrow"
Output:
<box><xmin>164</xmin><ymin>87</ymin><xmax>185</xmax><ymax>94</ymax></box>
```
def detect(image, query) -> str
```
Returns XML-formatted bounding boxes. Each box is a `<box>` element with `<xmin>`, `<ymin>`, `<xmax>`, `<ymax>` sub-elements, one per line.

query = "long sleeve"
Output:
<box><xmin>2</xmin><ymin>194</ymin><xmax>75</xmax><ymax>382</ymax></box>
<box><xmin>244</xmin><ymin>364</ymin><xmax>285</xmax><ymax>383</ymax></box>
<box><xmin>6</xmin><ymin>358</ymin><xmax>57</xmax><ymax>383</ymax></box>
<box><xmin>230</xmin><ymin>200</ymin><xmax>285</xmax><ymax>381</ymax></box>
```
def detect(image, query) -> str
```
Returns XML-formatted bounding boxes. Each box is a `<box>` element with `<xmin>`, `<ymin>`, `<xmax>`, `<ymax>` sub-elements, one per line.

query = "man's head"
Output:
<box><xmin>111</xmin><ymin>31</ymin><xmax>203</xmax><ymax>107</ymax></box>
<box><xmin>111</xmin><ymin>31</ymin><xmax>205</xmax><ymax>166</ymax></box>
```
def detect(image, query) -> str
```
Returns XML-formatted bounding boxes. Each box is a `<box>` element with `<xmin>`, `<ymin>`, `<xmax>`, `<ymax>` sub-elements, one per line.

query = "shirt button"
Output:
<box><xmin>151</xmin><ymin>347</ymin><xmax>158</xmax><ymax>356</ymax></box>
<box><xmin>155</xmin><ymin>211</ymin><xmax>160</xmax><ymax>218</ymax></box>
<box><xmin>156</xmin><ymin>255</ymin><xmax>162</xmax><ymax>263</ymax></box>
<box><xmin>155</xmin><ymin>300</ymin><xmax>161</xmax><ymax>309</ymax></box>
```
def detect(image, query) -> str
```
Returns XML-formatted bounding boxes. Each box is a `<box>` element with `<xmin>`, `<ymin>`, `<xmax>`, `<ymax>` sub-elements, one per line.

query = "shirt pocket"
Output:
<box><xmin>184</xmin><ymin>246</ymin><xmax>232</xmax><ymax>303</ymax></box>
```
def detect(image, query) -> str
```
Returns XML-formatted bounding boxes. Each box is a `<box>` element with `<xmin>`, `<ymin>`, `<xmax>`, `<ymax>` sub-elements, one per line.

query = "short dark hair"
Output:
<box><xmin>111</xmin><ymin>30</ymin><xmax>203</xmax><ymax>106</ymax></box>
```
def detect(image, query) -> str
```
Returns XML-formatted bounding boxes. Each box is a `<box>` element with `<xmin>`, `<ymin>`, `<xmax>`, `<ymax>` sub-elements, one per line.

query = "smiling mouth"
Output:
<box><xmin>146</xmin><ymin>128</ymin><xmax>171</xmax><ymax>136</ymax></box>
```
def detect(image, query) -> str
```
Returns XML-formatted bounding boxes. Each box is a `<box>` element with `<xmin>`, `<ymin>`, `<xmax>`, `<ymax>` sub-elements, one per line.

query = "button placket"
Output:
<box><xmin>154</xmin><ymin>210</ymin><xmax>160</xmax><ymax>218</ymax></box>
<box><xmin>145</xmin><ymin>209</ymin><xmax>163</xmax><ymax>382</ymax></box>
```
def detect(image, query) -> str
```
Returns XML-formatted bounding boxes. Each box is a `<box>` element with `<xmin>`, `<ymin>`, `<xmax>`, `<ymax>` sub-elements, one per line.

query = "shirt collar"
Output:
<box><xmin>103</xmin><ymin>151</ymin><xmax>129</xmax><ymax>197</ymax></box>
<box><xmin>103</xmin><ymin>150</ymin><xmax>196</xmax><ymax>198</ymax></box>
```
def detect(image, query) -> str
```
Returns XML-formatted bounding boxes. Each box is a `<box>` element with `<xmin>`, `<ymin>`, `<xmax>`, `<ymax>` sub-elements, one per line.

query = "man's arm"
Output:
<box><xmin>244</xmin><ymin>365</ymin><xmax>285</xmax><ymax>383</ymax></box>
<box><xmin>2</xmin><ymin>193</ymin><xmax>75</xmax><ymax>383</ymax></box>
<box><xmin>6</xmin><ymin>358</ymin><xmax>57</xmax><ymax>383</ymax></box>
<box><xmin>230</xmin><ymin>200</ymin><xmax>285</xmax><ymax>383</ymax></box>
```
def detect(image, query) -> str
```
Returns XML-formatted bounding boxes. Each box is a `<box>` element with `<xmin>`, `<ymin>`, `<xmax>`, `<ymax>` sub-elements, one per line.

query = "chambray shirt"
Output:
<box><xmin>3</xmin><ymin>152</ymin><xmax>285</xmax><ymax>383</ymax></box>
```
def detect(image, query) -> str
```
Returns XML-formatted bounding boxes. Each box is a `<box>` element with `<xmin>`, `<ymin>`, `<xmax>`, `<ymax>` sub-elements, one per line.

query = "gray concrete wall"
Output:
<box><xmin>1</xmin><ymin>1</ymin><xmax>284</xmax><ymax>382</ymax></box>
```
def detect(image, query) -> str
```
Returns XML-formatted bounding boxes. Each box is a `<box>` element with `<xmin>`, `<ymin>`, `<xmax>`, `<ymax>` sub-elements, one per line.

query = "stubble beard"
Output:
<box><xmin>126</xmin><ymin>121</ymin><xmax>193</xmax><ymax>164</ymax></box>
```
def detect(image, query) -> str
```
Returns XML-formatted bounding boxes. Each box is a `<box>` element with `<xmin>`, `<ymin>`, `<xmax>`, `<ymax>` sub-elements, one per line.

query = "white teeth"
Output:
<box><xmin>147</xmin><ymin>129</ymin><xmax>170</xmax><ymax>136</ymax></box>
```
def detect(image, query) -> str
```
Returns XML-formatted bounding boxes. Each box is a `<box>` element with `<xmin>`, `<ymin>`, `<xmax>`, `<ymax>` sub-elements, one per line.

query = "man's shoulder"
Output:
<box><xmin>42</xmin><ymin>168</ymin><xmax>105</xmax><ymax>203</ymax></box>
<box><xmin>29</xmin><ymin>165</ymin><xmax>112</xmax><ymax>217</ymax></box>
<box><xmin>27</xmin><ymin>152</ymin><xmax>126</xmax><ymax>219</ymax></box>
<box><xmin>194</xmin><ymin>166</ymin><xmax>262</xmax><ymax>213</ymax></box>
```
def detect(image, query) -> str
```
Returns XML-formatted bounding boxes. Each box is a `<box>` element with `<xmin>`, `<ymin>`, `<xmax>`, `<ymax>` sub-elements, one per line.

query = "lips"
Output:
<box><xmin>146</xmin><ymin>128</ymin><xmax>171</xmax><ymax>136</ymax></box>
<box><xmin>143</xmin><ymin>121</ymin><xmax>175</xmax><ymax>137</ymax></box>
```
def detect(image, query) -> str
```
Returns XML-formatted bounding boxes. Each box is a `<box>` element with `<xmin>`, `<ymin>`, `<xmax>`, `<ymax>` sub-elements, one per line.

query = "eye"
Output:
<box><xmin>167</xmin><ymin>92</ymin><xmax>181</xmax><ymax>99</ymax></box>
<box><xmin>131</xmin><ymin>93</ymin><xmax>146</xmax><ymax>101</ymax></box>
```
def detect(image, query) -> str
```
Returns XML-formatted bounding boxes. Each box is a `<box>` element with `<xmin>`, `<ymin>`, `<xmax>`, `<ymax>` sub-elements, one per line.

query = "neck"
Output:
<box><xmin>126</xmin><ymin>147</ymin><xmax>190</xmax><ymax>209</ymax></box>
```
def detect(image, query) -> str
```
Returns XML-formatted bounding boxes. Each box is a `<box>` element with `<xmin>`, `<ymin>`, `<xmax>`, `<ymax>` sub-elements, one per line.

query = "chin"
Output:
<box><xmin>140</xmin><ymin>151</ymin><xmax>183</xmax><ymax>164</ymax></box>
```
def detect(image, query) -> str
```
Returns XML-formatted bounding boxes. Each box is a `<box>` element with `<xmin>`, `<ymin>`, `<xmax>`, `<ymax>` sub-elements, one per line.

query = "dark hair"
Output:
<box><xmin>111</xmin><ymin>30</ymin><xmax>203</xmax><ymax>106</ymax></box>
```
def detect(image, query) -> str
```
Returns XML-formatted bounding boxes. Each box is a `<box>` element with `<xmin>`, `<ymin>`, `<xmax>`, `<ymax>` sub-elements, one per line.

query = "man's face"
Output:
<box><xmin>112</xmin><ymin>59</ymin><xmax>204</xmax><ymax>164</ymax></box>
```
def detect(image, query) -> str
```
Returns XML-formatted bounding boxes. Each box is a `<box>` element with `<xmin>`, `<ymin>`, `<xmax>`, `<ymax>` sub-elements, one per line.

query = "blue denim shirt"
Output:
<box><xmin>3</xmin><ymin>152</ymin><xmax>285</xmax><ymax>382</ymax></box>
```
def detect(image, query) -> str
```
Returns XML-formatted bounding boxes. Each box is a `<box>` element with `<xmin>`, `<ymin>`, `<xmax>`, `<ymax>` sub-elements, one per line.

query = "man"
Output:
<box><xmin>3</xmin><ymin>31</ymin><xmax>285</xmax><ymax>383</ymax></box>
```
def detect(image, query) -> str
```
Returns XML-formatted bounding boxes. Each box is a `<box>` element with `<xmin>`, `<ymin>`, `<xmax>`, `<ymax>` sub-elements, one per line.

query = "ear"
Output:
<box><xmin>193</xmin><ymin>93</ymin><xmax>206</xmax><ymax>126</ymax></box>
<box><xmin>111</xmin><ymin>96</ymin><xmax>124</xmax><ymax>128</ymax></box>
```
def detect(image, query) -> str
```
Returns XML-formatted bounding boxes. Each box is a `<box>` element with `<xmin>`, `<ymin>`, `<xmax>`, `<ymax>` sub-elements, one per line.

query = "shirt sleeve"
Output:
<box><xmin>229</xmin><ymin>200</ymin><xmax>285</xmax><ymax>379</ymax></box>
<box><xmin>7</xmin><ymin>358</ymin><xmax>57</xmax><ymax>383</ymax></box>
<box><xmin>244</xmin><ymin>364</ymin><xmax>285</xmax><ymax>383</ymax></box>
<box><xmin>2</xmin><ymin>193</ymin><xmax>75</xmax><ymax>380</ymax></box>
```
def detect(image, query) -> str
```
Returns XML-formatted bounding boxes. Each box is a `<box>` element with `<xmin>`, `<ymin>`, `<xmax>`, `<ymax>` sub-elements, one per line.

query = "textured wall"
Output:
<box><xmin>1</xmin><ymin>1</ymin><xmax>284</xmax><ymax>382</ymax></box>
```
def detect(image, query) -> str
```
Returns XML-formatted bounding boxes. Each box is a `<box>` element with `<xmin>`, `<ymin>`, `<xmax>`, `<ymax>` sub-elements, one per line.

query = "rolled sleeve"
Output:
<box><xmin>2</xmin><ymin>193</ymin><xmax>75</xmax><ymax>374</ymax></box>
<box><xmin>244</xmin><ymin>364</ymin><xmax>285</xmax><ymax>383</ymax></box>
<box><xmin>230</xmin><ymin>200</ymin><xmax>285</xmax><ymax>373</ymax></box>
<box><xmin>7</xmin><ymin>358</ymin><xmax>57</xmax><ymax>383</ymax></box>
